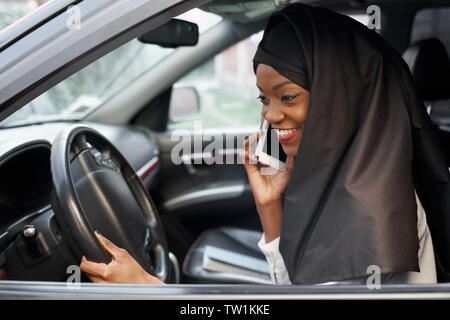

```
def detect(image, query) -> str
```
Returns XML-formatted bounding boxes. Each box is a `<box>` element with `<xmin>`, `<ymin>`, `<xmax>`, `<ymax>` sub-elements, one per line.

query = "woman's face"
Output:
<box><xmin>256</xmin><ymin>63</ymin><xmax>310</xmax><ymax>157</ymax></box>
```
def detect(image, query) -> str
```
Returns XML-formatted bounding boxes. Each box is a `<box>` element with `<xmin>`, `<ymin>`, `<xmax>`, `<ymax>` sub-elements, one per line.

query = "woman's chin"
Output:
<box><xmin>281</xmin><ymin>144</ymin><xmax>299</xmax><ymax>157</ymax></box>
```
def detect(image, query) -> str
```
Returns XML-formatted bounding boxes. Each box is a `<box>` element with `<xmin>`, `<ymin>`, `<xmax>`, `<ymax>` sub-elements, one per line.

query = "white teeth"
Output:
<box><xmin>276</xmin><ymin>128</ymin><xmax>299</xmax><ymax>137</ymax></box>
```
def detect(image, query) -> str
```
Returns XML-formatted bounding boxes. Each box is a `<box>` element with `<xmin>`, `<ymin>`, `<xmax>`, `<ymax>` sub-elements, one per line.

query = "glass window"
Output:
<box><xmin>410</xmin><ymin>7</ymin><xmax>450</xmax><ymax>54</ymax></box>
<box><xmin>0</xmin><ymin>0</ymin><xmax>51</xmax><ymax>31</ymax></box>
<box><xmin>168</xmin><ymin>31</ymin><xmax>264</xmax><ymax>130</ymax></box>
<box><xmin>1</xmin><ymin>40</ymin><xmax>174</xmax><ymax>127</ymax></box>
<box><xmin>0</xmin><ymin>7</ymin><xmax>222</xmax><ymax>128</ymax></box>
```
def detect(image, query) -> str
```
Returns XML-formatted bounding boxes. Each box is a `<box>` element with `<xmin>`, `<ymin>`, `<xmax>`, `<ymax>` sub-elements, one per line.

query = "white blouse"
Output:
<box><xmin>258</xmin><ymin>193</ymin><xmax>437</xmax><ymax>285</ymax></box>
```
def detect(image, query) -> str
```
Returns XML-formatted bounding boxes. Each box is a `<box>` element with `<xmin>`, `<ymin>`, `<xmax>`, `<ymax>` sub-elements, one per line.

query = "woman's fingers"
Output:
<box><xmin>240</xmin><ymin>149</ymin><xmax>258</xmax><ymax>165</ymax></box>
<box><xmin>87</xmin><ymin>275</ymin><xmax>109</xmax><ymax>283</ymax></box>
<box><xmin>243</xmin><ymin>132</ymin><xmax>261</xmax><ymax>166</ymax></box>
<box><xmin>244</xmin><ymin>132</ymin><xmax>261</xmax><ymax>152</ymax></box>
<box><xmin>95</xmin><ymin>231</ymin><xmax>124</xmax><ymax>259</ymax></box>
<box><xmin>78</xmin><ymin>233</ymin><xmax>163</xmax><ymax>284</ymax></box>
<box><xmin>79</xmin><ymin>255</ymin><xmax>107</xmax><ymax>280</ymax></box>
<box><xmin>79</xmin><ymin>233</ymin><xmax>123</xmax><ymax>280</ymax></box>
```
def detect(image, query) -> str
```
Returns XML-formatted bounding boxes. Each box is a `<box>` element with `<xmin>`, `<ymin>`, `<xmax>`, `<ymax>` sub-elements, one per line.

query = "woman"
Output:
<box><xmin>80</xmin><ymin>3</ymin><xmax>450</xmax><ymax>285</ymax></box>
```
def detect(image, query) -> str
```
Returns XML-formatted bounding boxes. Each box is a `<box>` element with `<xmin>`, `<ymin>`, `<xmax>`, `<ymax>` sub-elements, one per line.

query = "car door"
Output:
<box><xmin>153</xmin><ymin>32</ymin><xmax>264</xmax><ymax>251</ymax></box>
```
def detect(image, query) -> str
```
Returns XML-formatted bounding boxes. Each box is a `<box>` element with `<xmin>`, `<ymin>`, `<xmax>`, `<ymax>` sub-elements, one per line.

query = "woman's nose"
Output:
<box><xmin>264</xmin><ymin>106</ymin><xmax>285</xmax><ymax>123</ymax></box>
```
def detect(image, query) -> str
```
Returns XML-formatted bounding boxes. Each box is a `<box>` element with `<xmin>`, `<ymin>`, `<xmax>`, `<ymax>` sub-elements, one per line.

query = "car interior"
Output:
<box><xmin>0</xmin><ymin>0</ymin><xmax>449</xmax><ymax>286</ymax></box>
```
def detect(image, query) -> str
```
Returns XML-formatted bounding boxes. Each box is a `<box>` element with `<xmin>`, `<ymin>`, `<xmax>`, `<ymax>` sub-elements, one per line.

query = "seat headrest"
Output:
<box><xmin>402</xmin><ymin>38</ymin><xmax>450</xmax><ymax>100</ymax></box>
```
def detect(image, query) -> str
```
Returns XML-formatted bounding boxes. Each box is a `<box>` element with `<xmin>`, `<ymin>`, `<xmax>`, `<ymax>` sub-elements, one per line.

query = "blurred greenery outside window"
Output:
<box><xmin>168</xmin><ymin>31</ymin><xmax>264</xmax><ymax>130</ymax></box>
<box><xmin>0</xmin><ymin>0</ymin><xmax>42</xmax><ymax>31</ymax></box>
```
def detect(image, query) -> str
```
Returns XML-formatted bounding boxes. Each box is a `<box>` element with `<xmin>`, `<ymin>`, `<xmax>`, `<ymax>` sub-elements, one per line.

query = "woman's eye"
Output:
<box><xmin>257</xmin><ymin>95</ymin><xmax>269</xmax><ymax>104</ymax></box>
<box><xmin>281</xmin><ymin>95</ymin><xmax>293</xmax><ymax>102</ymax></box>
<box><xmin>281</xmin><ymin>92</ymin><xmax>301</xmax><ymax>103</ymax></box>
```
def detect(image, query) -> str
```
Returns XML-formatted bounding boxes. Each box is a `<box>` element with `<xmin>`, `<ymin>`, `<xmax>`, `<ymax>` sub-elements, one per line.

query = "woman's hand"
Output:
<box><xmin>242</xmin><ymin>132</ymin><xmax>295</xmax><ymax>242</ymax></box>
<box><xmin>243</xmin><ymin>132</ymin><xmax>295</xmax><ymax>206</ymax></box>
<box><xmin>79</xmin><ymin>232</ymin><xmax>164</xmax><ymax>284</ymax></box>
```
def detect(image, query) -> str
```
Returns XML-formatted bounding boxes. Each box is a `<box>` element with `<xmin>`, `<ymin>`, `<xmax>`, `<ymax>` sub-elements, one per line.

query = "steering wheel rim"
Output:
<box><xmin>50</xmin><ymin>125</ymin><xmax>169</xmax><ymax>282</ymax></box>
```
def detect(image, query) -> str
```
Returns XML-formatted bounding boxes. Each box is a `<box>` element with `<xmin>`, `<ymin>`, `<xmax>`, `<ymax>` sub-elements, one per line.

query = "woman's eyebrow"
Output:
<box><xmin>256</xmin><ymin>81</ymin><xmax>294</xmax><ymax>92</ymax></box>
<box><xmin>272</xmin><ymin>81</ymin><xmax>294</xmax><ymax>91</ymax></box>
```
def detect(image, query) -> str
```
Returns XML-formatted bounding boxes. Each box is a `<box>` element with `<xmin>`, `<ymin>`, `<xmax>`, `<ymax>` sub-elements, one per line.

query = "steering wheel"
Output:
<box><xmin>50</xmin><ymin>125</ymin><xmax>169</xmax><ymax>282</ymax></box>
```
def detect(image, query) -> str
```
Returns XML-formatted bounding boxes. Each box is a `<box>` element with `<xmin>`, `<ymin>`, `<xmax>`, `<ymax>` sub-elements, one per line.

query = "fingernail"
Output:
<box><xmin>94</xmin><ymin>231</ymin><xmax>103</xmax><ymax>239</ymax></box>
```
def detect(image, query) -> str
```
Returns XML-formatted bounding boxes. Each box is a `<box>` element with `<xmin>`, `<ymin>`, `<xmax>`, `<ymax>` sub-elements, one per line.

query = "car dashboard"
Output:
<box><xmin>0</xmin><ymin>121</ymin><xmax>161</xmax><ymax>281</ymax></box>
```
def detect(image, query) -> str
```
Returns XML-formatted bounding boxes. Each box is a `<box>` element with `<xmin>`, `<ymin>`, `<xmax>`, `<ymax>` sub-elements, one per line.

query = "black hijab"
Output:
<box><xmin>253</xmin><ymin>3</ymin><xmax>450</xmax><ymax>284</ymax></box>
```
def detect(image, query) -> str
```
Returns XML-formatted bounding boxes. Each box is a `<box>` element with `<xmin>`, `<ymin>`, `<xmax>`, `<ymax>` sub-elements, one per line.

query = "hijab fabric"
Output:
<box><xmin>253</xmin><ymin>3</ymin><xmax>450</xmax><ymax>284</ymax></box>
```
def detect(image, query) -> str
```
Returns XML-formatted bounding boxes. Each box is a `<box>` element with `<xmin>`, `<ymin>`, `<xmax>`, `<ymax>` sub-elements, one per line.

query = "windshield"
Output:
<box><xmin>0</xmin><ymin>0</ymin><xmax>50</xmax><ymax>31</ymax></box>
<box><xmin>2</xmin><ymin>40</ymin><xmax>174</xmax><ymax>127</ymax></box>
<box><xmin>0</xmin><ymin>4</ymin><xmax>222</xmax><ymax>128</ymax></box>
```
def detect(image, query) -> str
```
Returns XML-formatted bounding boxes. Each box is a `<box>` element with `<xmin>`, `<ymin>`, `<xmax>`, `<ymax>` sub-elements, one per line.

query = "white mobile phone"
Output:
<box><xmin>254</xmin><ymin>119</ymin><xmax>289</xmax><ymax>171</ymax></box>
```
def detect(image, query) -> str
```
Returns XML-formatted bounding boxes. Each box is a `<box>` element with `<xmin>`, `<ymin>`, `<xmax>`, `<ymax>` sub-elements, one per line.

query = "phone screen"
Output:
<box><xmin>263</xmin><ymin>124</ymin><xmax>287</xmax><ymax>163</ymax></box>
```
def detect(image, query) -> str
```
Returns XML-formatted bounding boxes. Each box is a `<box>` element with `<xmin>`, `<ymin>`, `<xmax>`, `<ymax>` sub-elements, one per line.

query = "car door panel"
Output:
<box><xmin>154</xmin><ymin>129</ymin><xmax>261</xmax><ymax>238</ymax></box>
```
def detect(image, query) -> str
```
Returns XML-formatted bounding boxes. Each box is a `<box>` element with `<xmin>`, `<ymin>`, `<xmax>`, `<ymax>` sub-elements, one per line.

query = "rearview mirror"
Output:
<box><xmin>138</xmin><ymin>19</ymin><xmax>198</xmax><ymax>48</ymax></box>
<box><xmin>169</xmin><ymin>87</ymin><xmax>200</xmax><ymax>122</ymax></box>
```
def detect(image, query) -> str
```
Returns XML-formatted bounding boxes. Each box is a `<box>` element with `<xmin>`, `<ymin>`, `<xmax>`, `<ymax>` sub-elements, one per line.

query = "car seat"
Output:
<box><xmin>403</xmin><ymin>37</ymin><xmax>450</xmax><ymax>282</ymax></box>
<box><xmin>182</xmin><ymin>227</ymin><xmax>271</xmax><ymax>284</ymax></box>
<box><xmin>402</xmin><ymin>37</ymin><xmax>450</xmax><ymax>166</ymax></box>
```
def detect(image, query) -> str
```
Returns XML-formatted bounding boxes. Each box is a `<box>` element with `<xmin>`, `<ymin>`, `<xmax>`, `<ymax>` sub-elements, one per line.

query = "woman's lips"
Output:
<box><xmin>275</xmin><ymin>128</ymin><xmax>300</xmax><ymax>143</ymax></box>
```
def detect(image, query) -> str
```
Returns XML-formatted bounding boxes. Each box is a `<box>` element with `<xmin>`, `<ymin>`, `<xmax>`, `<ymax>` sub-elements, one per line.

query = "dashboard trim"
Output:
<box><xmin>137</xmin><ymin>156</ymin><xmax>160</xmax><ymax>182</ymax></box>
<box><xmin>0</xmin><ymin>140</ymin><xmax>50</xmax><ymax>165</ymax></box>
<box><xmin>163</xmin><ymin>184</ymin><xmax>245</xmax><ymax>212</ymax></box>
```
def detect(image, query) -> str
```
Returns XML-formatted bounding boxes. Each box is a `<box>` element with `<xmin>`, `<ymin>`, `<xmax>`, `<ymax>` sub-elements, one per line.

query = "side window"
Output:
<box><xmin>410</xmin><ymin>7</ymin><xmax>450</xmax><ymax>53</ymax></box>
<box><xmin>168</xmin><ymin>32</ymin><xmax>263</xmax><ymax>130</ymax></box>
<box><xmin>409</xmin><ymin>7</ymin><xmax>450</xmax><ymax>120</ymax></box>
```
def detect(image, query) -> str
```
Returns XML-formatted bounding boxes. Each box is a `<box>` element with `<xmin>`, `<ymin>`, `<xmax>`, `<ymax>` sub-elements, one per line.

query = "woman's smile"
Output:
<box><xmin>274</xmin><ymin>127</ymin><xmax>301</xmax><ymax>143</ymax></box>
